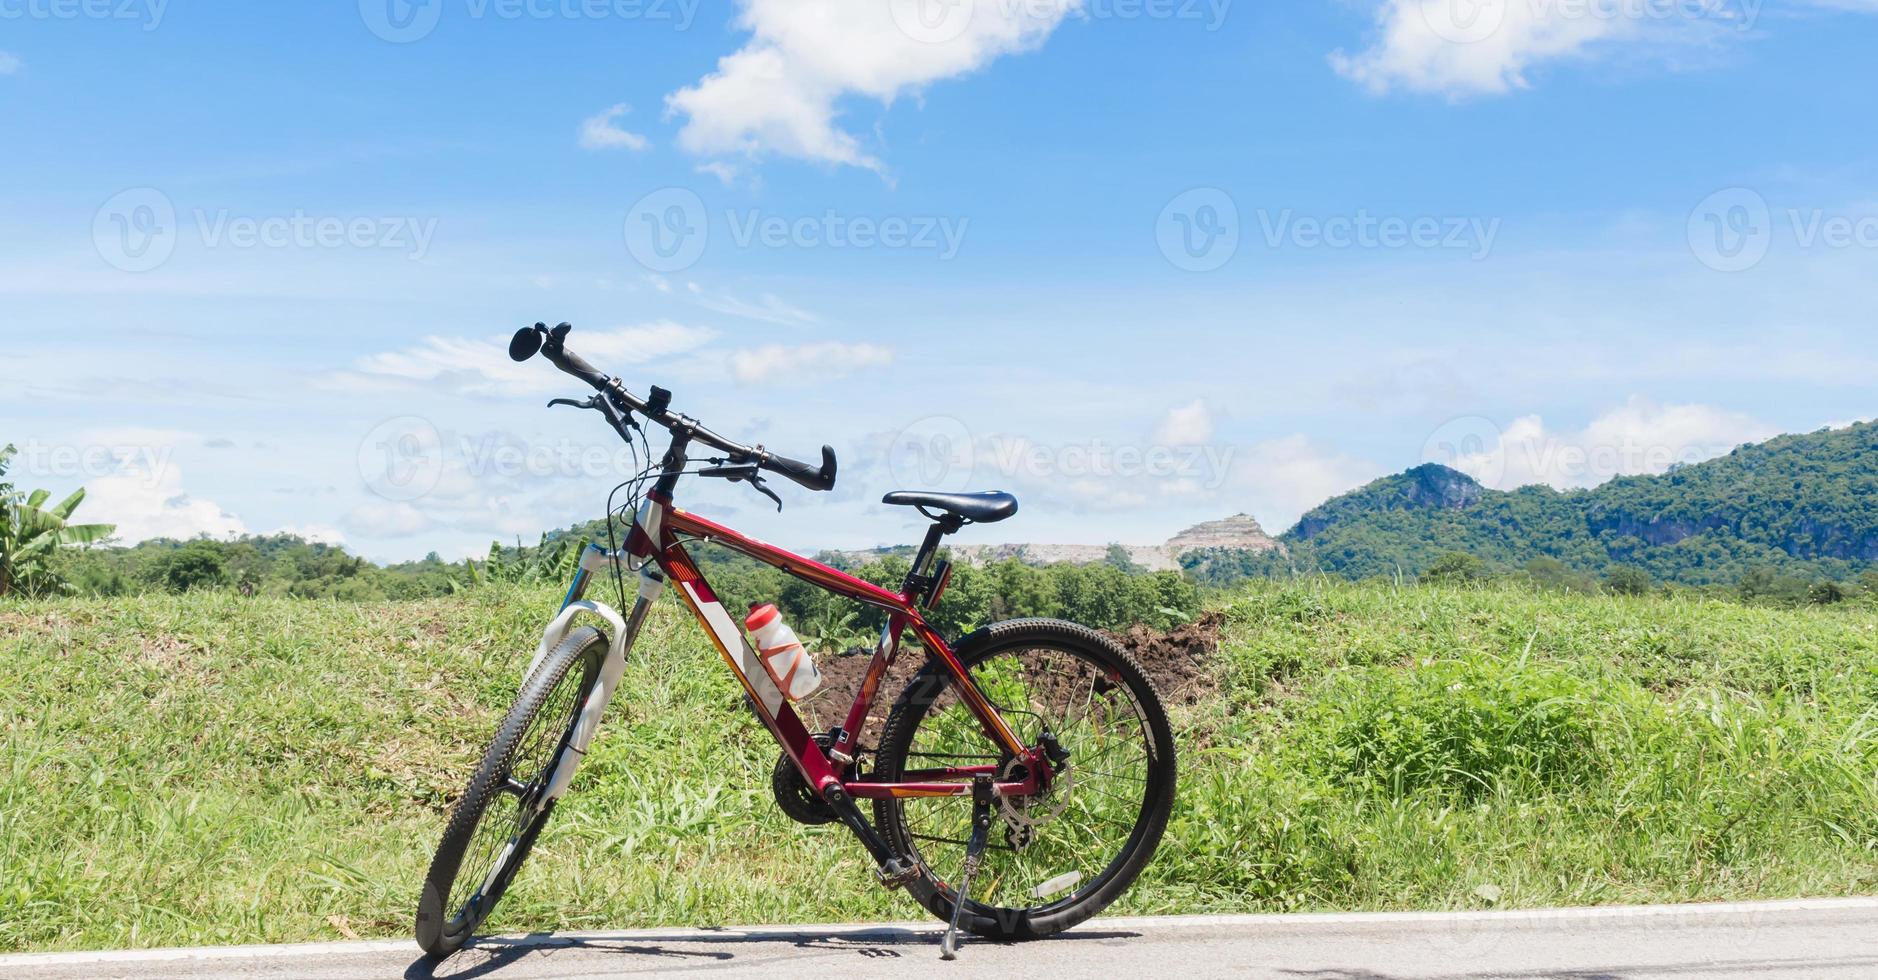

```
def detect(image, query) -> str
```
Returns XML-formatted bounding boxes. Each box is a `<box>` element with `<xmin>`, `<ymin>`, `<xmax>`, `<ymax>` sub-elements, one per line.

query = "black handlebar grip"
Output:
<box><xmin>763</xmin><ymin>445</ymin><xmax>838</xmax><ymax>492</ymax></box>
<box><xmin>535</xmin><ymin>323</ymin><xmax>610</xmax><ymax>391</ymax></box>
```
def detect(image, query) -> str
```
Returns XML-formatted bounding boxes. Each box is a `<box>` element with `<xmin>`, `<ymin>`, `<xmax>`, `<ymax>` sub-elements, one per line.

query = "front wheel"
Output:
<box><xmin>415</xmin><ymin>625</ymin><xmax>607</xmax><ymax>958</ymax></box>
<box><xmin>872</xmin><ymin>618</ymin><xmax>1176</xmax><ymax>940</ymax></box>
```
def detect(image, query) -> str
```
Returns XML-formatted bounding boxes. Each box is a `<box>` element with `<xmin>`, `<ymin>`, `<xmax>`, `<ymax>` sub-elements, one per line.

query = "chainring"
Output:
<box><xmin>770</xmin><ymin>734</ymin><xmax>839</xmax><ymax>826</ymax></box>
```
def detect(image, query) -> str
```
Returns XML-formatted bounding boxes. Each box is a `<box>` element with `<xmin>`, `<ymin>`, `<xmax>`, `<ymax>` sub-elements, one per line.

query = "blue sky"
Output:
<box><xmin>3</xmin><ymin>0</ymin><xmax>1876</xmax><ymax>561</ymax></box>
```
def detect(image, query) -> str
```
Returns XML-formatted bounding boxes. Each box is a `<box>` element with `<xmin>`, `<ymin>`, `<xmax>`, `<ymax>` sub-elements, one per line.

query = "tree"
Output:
<box><xmin>1421</xmin><ymin>551</ymin><xmax>1488</xmax><ymax>585</ymax></box>
<box><xmin>1104</xmin><ymin>543</ymin><xmax>1144</xmax><ymax>574</ymax></box>
<box><xmin>0</xmin><ymin>445</ymin><xmax>116</xmax><ymax>598</ymax></box>
<box><xmin>1603</xmin><ymin>564</ymin><xmax>1653</xmax><ymax>597</ymax></box>
<box><xmin>153</xmin><ymin>541</ymin><xmax>230</xmax><ymax>593</ymax></box>
<box><xmin>1525</xmin><ymin>557</ymin><xmax>1596</xmax><ymax>593</ymax></box>
<box><xmin>1737</xmin><ymin>566</ymin><xmax>1777</xmax><ymax>602</ymax></box>
<box><xmin>1808</xmin><ymin>580</ymin><xmax>1848</xmax><ymax>605</ymax></box>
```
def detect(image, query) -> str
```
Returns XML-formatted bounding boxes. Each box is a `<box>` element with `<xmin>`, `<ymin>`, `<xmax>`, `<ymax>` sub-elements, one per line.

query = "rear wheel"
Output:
<box><xmin>872</xmin><ymin>618</ymin><xmax>1176</xmax><ymax>940</ymax></box>
<box><xmin>415</xmin><ymin>625</ymin><xmax>607</xmax><ymax>958</ymax></box>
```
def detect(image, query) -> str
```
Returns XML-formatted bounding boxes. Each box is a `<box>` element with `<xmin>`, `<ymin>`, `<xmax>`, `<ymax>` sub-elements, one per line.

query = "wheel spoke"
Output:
<box><xmin>880</xmin><ymin>638</ymin><xmax>1166</xmax><ymax>918</ymax></box>
<box><xmin>439</xmin><ymin>642</ymin><xmax>602</xmax><ymax>932</ymax></box>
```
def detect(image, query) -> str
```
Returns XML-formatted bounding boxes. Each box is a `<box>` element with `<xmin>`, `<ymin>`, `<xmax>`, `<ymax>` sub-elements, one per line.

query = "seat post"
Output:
<box><xmin>904</xmin><ymin>515</ymin><xmax>960</xmax><ymax>593</ymax></box>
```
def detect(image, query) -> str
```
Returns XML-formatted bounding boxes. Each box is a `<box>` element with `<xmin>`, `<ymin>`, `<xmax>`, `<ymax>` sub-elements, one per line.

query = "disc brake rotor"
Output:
<box><xmin>996</xmin><ymin>755</ymin><xmax>1073</xmax><ymax>851</ymax></box>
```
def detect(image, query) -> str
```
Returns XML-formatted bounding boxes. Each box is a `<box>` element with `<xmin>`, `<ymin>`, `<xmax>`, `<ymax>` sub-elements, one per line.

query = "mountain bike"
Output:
<box><xmin>414</xmin><ymin>323</ymin><xmax>1177</xmax><ymax>961</ymax></box>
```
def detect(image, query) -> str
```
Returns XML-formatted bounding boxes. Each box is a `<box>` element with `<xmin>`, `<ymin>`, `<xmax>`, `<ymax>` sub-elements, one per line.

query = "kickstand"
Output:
<box><xmin>940</xmin><ymin>776</ymin><xmax>995</xmax><ymax>961</ymax></box>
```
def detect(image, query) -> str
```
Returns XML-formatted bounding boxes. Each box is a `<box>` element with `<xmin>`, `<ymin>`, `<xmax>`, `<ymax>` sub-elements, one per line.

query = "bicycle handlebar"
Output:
<box><xmin>509</xmin><ymin>322</ymin><xmax>838</xmax><ymax>493</ymax></box>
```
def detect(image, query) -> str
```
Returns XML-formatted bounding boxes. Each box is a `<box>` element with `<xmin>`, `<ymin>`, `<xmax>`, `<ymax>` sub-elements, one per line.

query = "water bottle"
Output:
<box><xmin>744</xmin><ymin>603</ymin><xmax>823</xmax><ymax>701</ymax></box>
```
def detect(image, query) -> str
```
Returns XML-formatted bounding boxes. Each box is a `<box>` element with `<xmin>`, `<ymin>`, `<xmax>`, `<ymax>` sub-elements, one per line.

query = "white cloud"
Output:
<box><xmin>729</xmin><ymin>342</ymin><xmax>893</xmax><ymax>383</ymax></box>
<box><xmin>344</xmin><ymin>500</ymin><xmax>431</xmax><ymax>538</ymax></box>
<box><xmin>1154</xmin><ymin>399</ymin><xmax>1214</xmax><ymax>445</ymax></box>
<box><xmin>271</xmin><ymin>523</ymin><xmax>346</xmax><ymax>545</ymax></box>
<box><xmin>1230</xmin><ymin>435</ymin><xmax>1377</xmax><ymax>531</ymax></box>
<box><xmin>85</xmin><ymin>460</ymin><xmax>247</xmax><ymax>544</ymax></box>
<box><xmin>1437</xmin><ymin>398</ymin><xmax>1777</xmax><ymax>490</ymax></box>
<box><xmin>1328</xmin><ymin>0</ymin><xmax>1793</xmax><ymax>97</ymax></box>
<box><xmin>345</xmin><ymin>322</ymin><xmax>717</xmax><ymax>395</ymax></box>
<box><xmin>578</xmin><ymin>103</ymin><xmax>649</xmax><ymax>151</ymax></box>
<box><xmin>696</xmin><ymin>161</ymin><xmax>742</xmax><ymax>186</ymax></box>
<box><xmin>1331</xmin><ymin>0</ymin><xmax>1636</xmax><ymax>96</ymax></box>
<box><xmin>666</xmin><ymin>0</ymin><xmax>1078</xmax><ymax>173</ymax></box>
<box><xmin>689</xmin><ymin>285</ymin><xmax>819</xmax><ymax>326</ymax></box>
<box><xmin>0</xmin><ymin>52</ymin><xmax>20</xmax><ymax>76</ymax></box>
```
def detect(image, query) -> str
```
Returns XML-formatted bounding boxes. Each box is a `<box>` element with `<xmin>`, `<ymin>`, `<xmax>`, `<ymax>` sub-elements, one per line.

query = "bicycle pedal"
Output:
<box><xmin>874</xmin><ymin>857</ymin><xmax>919</xmax><ymax>890</ymax></box>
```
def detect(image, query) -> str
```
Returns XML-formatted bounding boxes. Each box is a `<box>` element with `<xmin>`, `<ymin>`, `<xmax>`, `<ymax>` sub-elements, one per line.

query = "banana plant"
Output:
<box><xmin>0</xmin><ymin>444</ymin><xmax>116</xmax><ymax>598</ymax></box>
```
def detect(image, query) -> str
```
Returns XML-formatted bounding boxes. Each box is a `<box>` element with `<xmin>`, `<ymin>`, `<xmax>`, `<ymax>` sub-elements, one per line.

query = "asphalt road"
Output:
<box><xmin>3</xmin><ymin>898</ymin><xmax>1875</xmax><ymax>980</ymax></box>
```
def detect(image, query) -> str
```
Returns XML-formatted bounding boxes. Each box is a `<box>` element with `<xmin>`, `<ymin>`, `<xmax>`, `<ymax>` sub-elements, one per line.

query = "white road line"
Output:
<box><xmin>5</xmin><ymin>897</ymin><xmax>1876</xmax><ymax>967</ymax></box>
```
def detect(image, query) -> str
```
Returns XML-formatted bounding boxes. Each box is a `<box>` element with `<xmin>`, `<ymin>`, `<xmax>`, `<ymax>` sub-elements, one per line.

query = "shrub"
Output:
<box><xmin>1420</xmin><ymin>551</ymin><xmax>1488</xmax><ymax>585</ymax></box>
<box><xmin>1299</xmin><ymin>657</ymin><xmax>1597</xmax><ymax>800</ymax></box>
<box><xmin>1604</xmin><ymin>564</ymin><xmax>1654</xmax><ymax>596</ymax></box>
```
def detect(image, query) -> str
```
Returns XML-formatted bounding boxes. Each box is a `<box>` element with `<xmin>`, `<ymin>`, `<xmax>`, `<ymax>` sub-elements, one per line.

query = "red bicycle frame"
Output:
<box><xmin>624</xmin><ymin>492</ymin><xmax>1047</xmax><ymax>804</ymax></box>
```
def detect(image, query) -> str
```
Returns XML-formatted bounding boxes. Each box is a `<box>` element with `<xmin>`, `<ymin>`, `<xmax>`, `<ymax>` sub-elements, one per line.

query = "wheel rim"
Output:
<box><xmin>443</xmin><ymin>652</ymin><xmax>596</xmax><ymax>932</ymax></box>
<box><xmin>894</xmin><ymin>644</ymin><xmax>1163</xmax><ymax>916</ymax></box>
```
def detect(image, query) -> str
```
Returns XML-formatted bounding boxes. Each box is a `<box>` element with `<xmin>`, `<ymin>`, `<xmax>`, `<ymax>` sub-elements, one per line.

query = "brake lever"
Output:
<box><xmin>698</xmin><ymin>461</ymin><xmax>784</xmax><ymax>511</ymax></box>
<box><xmin>749</xmin><ymin>477</ymin><xmax>783</xmax><ymax>512</ymax></box>
<box><xmin>547</xmin><ymin>394</ymin><xmax>640</xmax><ymax>439</ymax></box>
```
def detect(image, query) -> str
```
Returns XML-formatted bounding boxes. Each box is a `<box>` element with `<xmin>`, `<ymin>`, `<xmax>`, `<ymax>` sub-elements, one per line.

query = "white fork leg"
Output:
<box><xmin>537</xmin><ymin>569</ymin><xmax>664</xmax><ymax>808</ymax></box>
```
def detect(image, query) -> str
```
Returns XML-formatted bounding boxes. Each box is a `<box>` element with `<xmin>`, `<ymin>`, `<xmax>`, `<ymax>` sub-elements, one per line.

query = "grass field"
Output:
<box><xmin>4</xmin><ymin>581</ymin><xmax>1878</xmax><ymax>953</ymax></box>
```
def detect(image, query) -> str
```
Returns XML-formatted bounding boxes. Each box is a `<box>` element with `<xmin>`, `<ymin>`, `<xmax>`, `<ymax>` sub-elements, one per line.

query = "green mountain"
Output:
<box><xmin>1239</xmin><ymin>421</ymin><xmax>1878</xmax><ymax>586</ymax></box>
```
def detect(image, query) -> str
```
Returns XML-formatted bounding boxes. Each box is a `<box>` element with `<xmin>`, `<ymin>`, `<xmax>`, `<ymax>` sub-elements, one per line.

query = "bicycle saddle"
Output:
<box><xmin>882</xmin><ymin>490</ymin><xmax>1018</xmax><ymax>525</ymax></box>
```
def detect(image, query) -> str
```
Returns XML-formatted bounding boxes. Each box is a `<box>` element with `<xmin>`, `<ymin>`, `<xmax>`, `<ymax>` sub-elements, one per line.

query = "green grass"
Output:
<box><xmin>4</xmin><ymin>581</ymin><xmax>1878</xmax><ymax>952</ymax></box>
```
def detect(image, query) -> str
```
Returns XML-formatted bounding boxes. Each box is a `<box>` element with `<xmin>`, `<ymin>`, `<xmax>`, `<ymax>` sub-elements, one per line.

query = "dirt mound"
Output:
<box><xmin>1103</xmin><ymin>610</ymin><xmax>1224</xmax><ymax>706</ymax></box>
<box><xmin>798</xmin><ymin>613</ymin><xmax>1222</xmax><ymax>745</ymax></box>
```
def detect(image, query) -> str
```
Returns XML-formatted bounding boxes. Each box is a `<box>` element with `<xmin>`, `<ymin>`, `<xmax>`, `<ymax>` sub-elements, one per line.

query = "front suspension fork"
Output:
<box><xmin>537</xmin><ymin>561</ymin><xmax>664</xmax><ymax>807</ymax></box>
